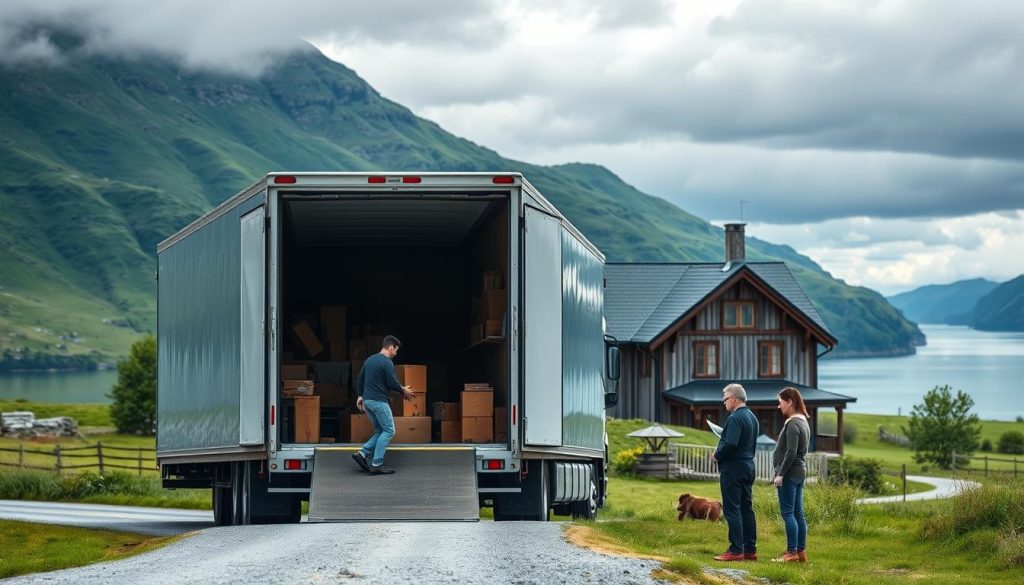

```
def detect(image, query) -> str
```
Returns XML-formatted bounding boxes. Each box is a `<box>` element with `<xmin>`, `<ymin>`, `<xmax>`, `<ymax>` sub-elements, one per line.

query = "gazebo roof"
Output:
<box><xmin>626</xmin><ymin>424</ymin><xmax>686</xmax><ymax>439</ymax></box>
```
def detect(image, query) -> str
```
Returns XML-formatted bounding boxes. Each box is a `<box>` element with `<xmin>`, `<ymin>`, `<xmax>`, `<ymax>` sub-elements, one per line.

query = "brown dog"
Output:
<box><xmin>676</xmin><ymin>493</ymin><xmax>723</xmax><ymax>521</ymax></box>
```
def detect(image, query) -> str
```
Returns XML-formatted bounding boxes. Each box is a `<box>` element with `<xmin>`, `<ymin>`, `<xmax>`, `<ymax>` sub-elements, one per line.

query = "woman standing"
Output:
<box><xmin>771</xmin><ymin>387</ymin><xmax>811</xmax><ymax>563</ymax></box>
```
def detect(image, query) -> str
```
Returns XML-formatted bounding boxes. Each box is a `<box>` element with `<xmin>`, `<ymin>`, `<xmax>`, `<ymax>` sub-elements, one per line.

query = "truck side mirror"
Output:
<box><xmin>606</xmin><ymin>345</ymin><xmax>620</xmax><ymax>381</ymax></box>
<box><xmin>604</xmin><ymin>343</ymin><xmax>620</xmax><ymax>408</ymax></box>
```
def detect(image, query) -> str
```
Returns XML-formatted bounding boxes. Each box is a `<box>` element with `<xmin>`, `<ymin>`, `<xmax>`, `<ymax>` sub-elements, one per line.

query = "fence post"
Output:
<box><xmin>1015</xmin><ymin>457</ymin><xmax>1018</xmax><ymax>480</ymax></box>
<box><xmin>984</xmin><ymin>455</ymin><xmax>988</xmax><ymax>477</ymax></box>
<box><xmin>951</xmin><ymin>450</ymin><xmax>956</xmax><ymax>472</ymax></box>
<box><xmin>97</xmin><ymin>442</ymin><xmax>104</xmax><ymax>475</ymax></box>
<box><xmin>137</xmin><ymin>448</ymin><xmax>143</xmax><ymax>477</ymax></box>
<box><xmin>55</xmin><ymin>445</ymin><xmax>62</xmax><ymax>474</ymax></box>
<box><xmin>902</xmin><ymin>463</ymin><xmax>907</xmax><ymax>503</ymax></box>
<box><xmin>18</xmin><ymin>443</ymin><xmax>24</xmax><ymax>468</ymax></box>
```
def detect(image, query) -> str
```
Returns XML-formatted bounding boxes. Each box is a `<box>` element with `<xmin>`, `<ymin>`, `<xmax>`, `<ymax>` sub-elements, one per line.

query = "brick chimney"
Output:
<box><xmin>724</xmin><ymin>223</ymin><xmax>746</xmax><ymax>264</ymax></box>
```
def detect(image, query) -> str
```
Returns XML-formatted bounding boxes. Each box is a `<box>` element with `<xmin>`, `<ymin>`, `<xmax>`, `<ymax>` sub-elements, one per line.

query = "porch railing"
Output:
<box><xmin>666</xmin><ymin>443</ymin><xmax>830</xmax><ymax>481</ymax></box>
<box><xmin>815</xmin><ymin>434</ymin><xmax>840</xmax><ymax>453</ymax></box>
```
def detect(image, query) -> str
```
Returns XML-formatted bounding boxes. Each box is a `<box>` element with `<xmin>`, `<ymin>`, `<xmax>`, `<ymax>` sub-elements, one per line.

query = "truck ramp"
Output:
<box><xmin>308</xmin><ymin>447</ymin><xmax>479</xmax><ymax>522</ymax></box>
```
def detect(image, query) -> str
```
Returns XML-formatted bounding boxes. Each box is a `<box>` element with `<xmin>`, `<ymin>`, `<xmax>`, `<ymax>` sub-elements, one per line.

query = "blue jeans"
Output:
<box><xmin>720</xmin><ymin>461</ymin><xmax>757</xmax><ymax>554</ymax></box>
<box><xmin>359</xmin><ymin>399</ymin><xmax>395</xmax><ymax>466</ymax></box>
<box><xmin>777</xmin><ymin>476</ymin><xmax>807</xmax><ymax>552</ymax></box>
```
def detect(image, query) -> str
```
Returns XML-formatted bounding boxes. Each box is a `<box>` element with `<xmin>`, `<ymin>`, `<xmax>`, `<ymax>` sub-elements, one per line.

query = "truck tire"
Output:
<box><xmin>231</xmin><ymin>461</ymin><xmax>251</xmax><ymax>525</ymax></box>
<box><xmin>533</xmin><ymin>461</ymin><xmax>550</xmax><ymax>521</ymax></box>
<box><xmin>212</xmin><ymin>464</ymin><xmax>233</xmax><ymax>526</ymax></box>
<box><xmin>570</xmin><ymin>478</ymin><xmax>598</xmax><ymax>521</ymax></box>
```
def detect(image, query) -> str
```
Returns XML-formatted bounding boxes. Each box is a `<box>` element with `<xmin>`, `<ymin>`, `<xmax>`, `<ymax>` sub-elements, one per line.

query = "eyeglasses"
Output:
<box><xmin>723</xmin><ymin>395</ymin><xmax>733</xmax><ymax>404</ymax></box>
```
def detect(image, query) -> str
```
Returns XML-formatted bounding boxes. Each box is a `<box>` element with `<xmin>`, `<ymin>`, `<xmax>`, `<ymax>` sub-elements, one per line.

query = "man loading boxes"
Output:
<box><xmin>351</xmin><ymin>335</ymin><xmax>416</xmax><ymax>475</ymax></box>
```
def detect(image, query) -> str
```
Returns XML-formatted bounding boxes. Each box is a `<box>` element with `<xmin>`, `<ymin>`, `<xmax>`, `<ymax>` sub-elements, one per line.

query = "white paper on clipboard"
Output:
<box><xmin>706</xmin><ymin>419</ymin><xmax>724</xmax><ymax>438</ymax></box>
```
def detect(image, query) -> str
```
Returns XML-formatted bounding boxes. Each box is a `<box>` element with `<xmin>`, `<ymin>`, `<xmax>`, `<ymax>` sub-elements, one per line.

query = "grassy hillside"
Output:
<box><xmin>888</xmin><ymin>278</ymin><xmax>1000</xmax><ymax>325</ymax></box>
<box><xmin>971</xmin><ymin>275</ymin><xmax>1024</xmax><ymax>331</ymax></box>
<box><xmin>0</xmin><ymin>41</ymin><xmax>922</xmax><ymax>367</ymax></box>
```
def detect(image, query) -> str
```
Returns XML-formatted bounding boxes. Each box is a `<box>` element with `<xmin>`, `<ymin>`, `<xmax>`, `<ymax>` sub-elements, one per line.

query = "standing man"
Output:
<box><xmin>711</xmin><ymin>383</ymin><xmax>759</xmax><ymax>561</ymax></box>
<box><xmin>351</xmin><ymin>335</ymin><xmax>415</xmax><ymax>475</ymax></box>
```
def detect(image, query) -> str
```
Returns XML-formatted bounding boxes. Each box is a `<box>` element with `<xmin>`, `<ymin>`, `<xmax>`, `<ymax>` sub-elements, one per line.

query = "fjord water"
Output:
<box><xmin>0</xmin><ymin>369</ymin><xmax>118</xmax><ymax>403</ymax></box>
<box><xmin>820</xmin><ymin>324</ymin><xmax>1024</xmax><ymax>421</ymax></box>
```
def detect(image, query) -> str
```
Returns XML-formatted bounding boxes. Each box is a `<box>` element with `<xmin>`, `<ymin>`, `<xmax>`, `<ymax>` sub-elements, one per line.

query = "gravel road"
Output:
<box><xmin>2</xmin><ymin>522</ymin><xmax>667</xmax><ymax>585</ymax></box>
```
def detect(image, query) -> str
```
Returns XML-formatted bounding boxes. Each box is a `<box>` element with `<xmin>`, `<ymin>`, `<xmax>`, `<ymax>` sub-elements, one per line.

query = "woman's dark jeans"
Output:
<box><xmin>777</xmin><ymin>476</ymin><xmax>807</xmax><ymax>552</ymax></box>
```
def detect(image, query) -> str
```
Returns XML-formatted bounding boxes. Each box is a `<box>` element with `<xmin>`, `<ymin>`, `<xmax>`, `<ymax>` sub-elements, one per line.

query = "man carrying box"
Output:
<box><xmin>352</xmin><ymin>335</ymin><xmax>415</xmax><ymax>475</ymax></box>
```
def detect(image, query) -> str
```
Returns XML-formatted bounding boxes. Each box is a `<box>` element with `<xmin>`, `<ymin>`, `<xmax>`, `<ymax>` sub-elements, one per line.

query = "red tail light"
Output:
<box><xmin>284</xmin><ymin>459</ymin><xmax>303</xmax><ymax>470</ymax></box>
<box><xmin>402</xmin><ymin>176</ymin><xmax>422</xmax><ymax>184</ymax></box>
<box><xmin>270</xmin><ymin>405</ymin><xmax>276</xmax><ymax>425</ymax></box>
<box><xmin>493</xmin><ymin>176</ymin><xmax>515</xmax><ymax>184</ymax></box>
<box><xmin>368</xmin><ymin>176</ymin><xmax>386</xmax><ymax>183</ymax></box>
<box><xmin>484</xmin><ymin>459</ymin><xmax>505</xmax><ymax>470</ymax></box>
<box><xmin>274</xmin><ymin>175</ymin><xmax>297</xmax><ymax>184</ymax></box>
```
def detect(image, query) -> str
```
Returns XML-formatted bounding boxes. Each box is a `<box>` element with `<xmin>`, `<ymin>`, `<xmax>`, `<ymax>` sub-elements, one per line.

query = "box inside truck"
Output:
<box><xmin>277</xmin><ymin>195</ymin><xmax>510</xmax><ymax>446</ymax></box>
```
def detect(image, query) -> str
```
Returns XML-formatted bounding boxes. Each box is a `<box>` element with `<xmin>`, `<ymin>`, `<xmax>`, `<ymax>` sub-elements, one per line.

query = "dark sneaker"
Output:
<box><xmin>369</xmin><ymin>464</ymin><xmax>395</xmax><ymax>475</ymax></box>
<box><xmin>351</xmin><ymin>452</ymin><xmax>371</xmax><ymax>472</ymax></box>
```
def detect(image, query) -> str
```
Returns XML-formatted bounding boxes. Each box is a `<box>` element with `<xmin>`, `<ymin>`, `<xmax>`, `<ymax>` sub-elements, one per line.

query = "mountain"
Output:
<box><xmin>970</xmin><ymin>275</ymin><xmax>1024</xmax><ymax>331</ymax></box>
<box><xmin>0</xmin><ymin>41</ymin><xmax>923</xmax><ymax>369</ymax></box>
<box><xmin>888</xmin><ymin>278</ymin><xmax>1000</xmax><ymax>324</ymax></box>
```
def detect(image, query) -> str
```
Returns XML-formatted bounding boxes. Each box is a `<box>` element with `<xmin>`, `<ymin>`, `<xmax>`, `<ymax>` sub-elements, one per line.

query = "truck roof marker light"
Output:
<box><xmin>493</xmin><ymin>176</ymin><xmax>515</xmax><ymax>184</ymax></box>
<box><xmin>368</xmin><ymin>176</ymin><xmax>387</xmax><ymax>184</ymax></box>
<box><xmin>274</xmin><ymin>175</ymin><xmax>297</xmax><ymax>184</ymax></box>
<box><xmin>402</xmin><ymin>176</ymin><xmax>422</xmax><ymax>184</ymax></box>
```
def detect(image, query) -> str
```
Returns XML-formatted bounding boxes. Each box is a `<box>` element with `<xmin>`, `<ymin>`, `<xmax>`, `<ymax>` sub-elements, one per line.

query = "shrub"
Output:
<box><xmin>980</xmin><ymin>438</ymin><xmax>993</xmax><ymax>452</ymax></box>
<box><xmin>843</xmin><ymin>422</ymin><xmax>858</xmax><ymax>445</ymax></box>
<box><xmin>903</xmin><ymin>385</ymin><xmax>981</xmax><ymax>468</ymax></box>
<box><xmin>108</xmin><ymin>334</ymin><xmax>157</xmax><ymax>435</ymax></box>
<box><xmin>611</xmin><ymin>446</ymin><xmax>645</xmax><ymax>476</ymax></box>
<box><xmin>997</xmin><ymin>431</ymin><xmax>1024</xmax><ymax>455</ymax></box>
<box><xmin>1017</xmin><ymin>416</ymin><xmax>1023</xmax><ymax>423</ymax></box>
<box><xmin>827</xmin><ymin>456</ymin><xmax>885</xmax><ymax>494</ymax></box>
<box><xmin>0</xmin><ymin>469</ymin><xmax>64</xmax><ymax>500</ymax></box>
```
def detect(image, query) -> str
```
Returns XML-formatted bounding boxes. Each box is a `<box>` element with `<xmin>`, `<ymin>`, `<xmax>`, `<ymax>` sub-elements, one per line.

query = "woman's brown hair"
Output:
<box><xmin>778</xmin><ymin>386</ymin><xmax>809</xmax><ymax>417</ymax></box>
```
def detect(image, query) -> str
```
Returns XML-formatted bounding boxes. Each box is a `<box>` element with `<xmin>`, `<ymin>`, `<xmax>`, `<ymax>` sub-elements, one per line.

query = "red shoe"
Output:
<box><xmin>797</xmin><ymin>550</ymin><xmax>808</xmax><ymax>562</ymax></box>
<box><xmin>771</xmin><ymin>551</ymin><xmax>801</xmax><ymax>563</ymax></box>
<box><xmin>713</xmin><ymin>551</ymin><xmax>746</xmax><ymax>562</ymax></box>
<box><xmin>744</xmin><ymin>552</ymin><xmax>758</xmax><ymax>561</ymax></box>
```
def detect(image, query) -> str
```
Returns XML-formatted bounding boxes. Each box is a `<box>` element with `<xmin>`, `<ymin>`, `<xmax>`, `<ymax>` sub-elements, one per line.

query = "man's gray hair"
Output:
<box><xmin>723</xmin><ymin>383</ymin><xmax>747</xmax><ymax>402</ymax></box>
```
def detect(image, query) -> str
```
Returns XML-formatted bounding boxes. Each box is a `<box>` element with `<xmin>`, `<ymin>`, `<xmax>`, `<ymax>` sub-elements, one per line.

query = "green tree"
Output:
<box><xmin>902</xmin><ymin>385</ymin><xmax>981</xmax><ymax>468</ymax></box>
<box><xmin>108</xmin><ymin>335</ymin><xmax>156</xmax><ymax>435</ymax></box>
<box><xmin>997</xmin><ymin>431</ymin><xmax>1024</xmax><ymax>455</ymax></box>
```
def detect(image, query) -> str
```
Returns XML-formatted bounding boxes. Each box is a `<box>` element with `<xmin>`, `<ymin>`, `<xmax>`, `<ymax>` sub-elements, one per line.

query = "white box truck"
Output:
<box><xmin>157</xmin><ymin>172</ymin><xmax>620</xmax><ymax>524</ymax></box>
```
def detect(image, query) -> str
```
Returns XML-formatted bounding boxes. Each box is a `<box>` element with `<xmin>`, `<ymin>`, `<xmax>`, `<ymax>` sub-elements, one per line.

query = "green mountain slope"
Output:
<box><xmin>971</xmin><ymin>276</ymin><xmax>1024</xmax><ymax>331</ymax></box>
<box><xmin>0</xmin><ymin>43</ymin><xmax>922</xmax><ymax>368</ymax></box>
<box><xmin>888</xmin><ymin>278</ymin><xmax>1000</xmax><ymax>325</ymax></box>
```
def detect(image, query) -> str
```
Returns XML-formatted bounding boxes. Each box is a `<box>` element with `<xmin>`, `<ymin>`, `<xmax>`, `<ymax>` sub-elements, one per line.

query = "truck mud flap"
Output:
<box><xmin>308</xmin><ymin>447</ymin><xmax>479</xmax><ymax>522</ymax></box>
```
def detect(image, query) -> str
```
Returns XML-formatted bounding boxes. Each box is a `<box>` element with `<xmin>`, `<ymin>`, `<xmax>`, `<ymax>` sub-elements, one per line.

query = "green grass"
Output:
<box><xmin>0</xmin><ymin>520</ymin><xmax>181</xmax><ymax>579</ymax></box>
<box><xmin>586</xmin><ymin>475</ymin><xmax>1024</xmax><ymax>584</ymax></box>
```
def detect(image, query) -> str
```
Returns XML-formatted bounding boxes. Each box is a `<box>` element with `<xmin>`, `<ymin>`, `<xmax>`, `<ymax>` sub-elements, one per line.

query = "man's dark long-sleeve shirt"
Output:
<box><xmin>356</xmin><ymin>353</ymin><xmax>404</xmax><ymax>402</ymax></box>
<box><xmin>714</xmin><ymin>406</ymin><xmax>759</xmax><ymax>465</ymax></box>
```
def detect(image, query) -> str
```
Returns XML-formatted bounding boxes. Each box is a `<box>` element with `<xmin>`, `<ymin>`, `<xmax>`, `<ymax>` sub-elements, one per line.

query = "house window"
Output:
<box><xmin>724</xmin><ymin>301</ymin><xmax>755</xmax><ymax>329</ymax></box>
<box><xmin>692</xmin><ymin>341</ymin><xmax>719</xmax><ymax>378</ymax></box>
<box><xmin>759</xmin><ymin>341</ymin><xmax>784</xmax><ymax>377</ymax></box>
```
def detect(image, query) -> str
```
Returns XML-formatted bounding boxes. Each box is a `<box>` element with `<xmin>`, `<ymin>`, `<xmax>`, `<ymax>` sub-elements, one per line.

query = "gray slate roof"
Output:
<box><xmin>604</xmin><ymin>262</ymin><xmax>834</xmax><ymax>344</ymax></box>
<box><xmin>663</xmin><ymin>379</ymin><xmax>855</xmax><ymax>406</ymax></box>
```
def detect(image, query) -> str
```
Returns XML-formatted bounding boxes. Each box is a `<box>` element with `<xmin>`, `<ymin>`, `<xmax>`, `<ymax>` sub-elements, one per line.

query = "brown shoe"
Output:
<box><xmin>743</xmin><ymin>552</ymin><xmax>758</xmax><ymax>561</ymax></box>
<box><xmin>797</xmin><ymin>550</ymin><xmax>808</xmax><ymax>562</ymax></box>
<box><xmin>771</xmin><ymin>552</ymin><xmax>801</xmax><ymax>563</ymax></box>
<box><xmin>713</xmin><ymin>551</ymin><xmax>746</xmax><ymax>562</ymax></box>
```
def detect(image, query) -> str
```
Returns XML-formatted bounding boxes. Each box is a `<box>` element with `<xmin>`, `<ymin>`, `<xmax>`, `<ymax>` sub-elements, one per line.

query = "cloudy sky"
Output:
<box><xmin>4</xmin><ymin>0</ymin><xmax>1024</xmax><ymax>294</ymax></box>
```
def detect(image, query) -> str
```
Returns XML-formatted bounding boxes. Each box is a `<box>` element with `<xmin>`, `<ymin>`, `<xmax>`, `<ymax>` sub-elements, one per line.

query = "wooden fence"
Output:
<box><xmin>951</xmin><ymin>451</ymin><xmax>1022</xmax><ymax>478</ymax></box>
<box><xmin>667</xmin><ymin>443</ymin><xmax>830</xmax><ymax>481</ymax></box>
<box><xmin>0</xmin><ymin>442</ymin><xmax>157</xmax><ymax>475</ymax></box>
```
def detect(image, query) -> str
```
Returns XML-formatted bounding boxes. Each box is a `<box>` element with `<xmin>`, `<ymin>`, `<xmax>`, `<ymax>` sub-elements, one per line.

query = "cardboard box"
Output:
<box><xmin>462</xmin><ymin>416</ymin><xmax>493</xmax><ymax>443</ymax></box>
<box><xmin>441</xmin><ymin>420</ymin><xmax>462</xmax><ymax>443</ymax></box>
<box><xmin>482</xmin><ymin>270</ymin><xmax>502</xmax><ymax>291</ymax></box>
<box><xmin>494</xmin><ymin>406</ymin><xmax>508</xmax><ymax>442</ymax></box>
<box><xmin>394</xmin><ymin>364</ymin><xmax>427</xmax><ymax>392</ymax></box>
<box><xmin>320</xmin><ymin>305</ymin><xmax>348</xmax><ymax>361</ymax></box>
<box><xmin>433</xmin><ymin>401</ymin><xmax>461</xmax><ymax>422</ymax></box>
<box><xmin>283</xmin><ymin>379</ymin><xmax>315</xmax><ymax>397</ymax></box>
<box><xmin>293</xmin><ymin>396</ymin><xmax>320</xmax><ymax>443</ymax></box>
<box><xmin>318</xmin><ymin>383</ymin><xmax>349</xmax><ymax>408</ymax></box>
<box><xmin>484</xmin><ymin>289</ymin><xmax>506</xmax><ymax>320</ymax></box>
<box><xmin>348</xmin><ymin>413</ymin><xmax>375</xmax><ymax>443</ymax></box>
<box><xmin>484</xmin><ymin>319</ymin><xmax>502</xmax><ymax>337</ymax></box>
<box><xmin>391</xmin><ymin>391</ymin><xmax>426</xmax><ymax>417</ymax></box>
<box><xmin>281</xmin><ymin>364</ymin><xmax>308</xmax><ymax>380</ymax></box>
<box><xmin>461</xmin><ymin>390</ymin><xmax>493</xmax><ymax>417</ymax></box>
<box><xmin>349</xmin><ymin>340</ymin><xmax>368</xmax><ymax>361</ymax></box>
<box><xmin>292</xmin><ymin>321</ymin><xmax>325</xmax><ymax>357</ymax></box>
<box><xmin>320</xmin><ymin>437</ymin><xmax>336</xmax><ymax>443</ymax></box>
<box><xmin>393</xmin><ymin>416</ymin><xmax>431</xmax><ymax>443</ymax></box>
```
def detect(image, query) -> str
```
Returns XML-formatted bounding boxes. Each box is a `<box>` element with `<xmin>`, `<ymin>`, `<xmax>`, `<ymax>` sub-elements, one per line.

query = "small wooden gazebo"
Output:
<box><xmin>627</xmin><ymin>424</ymin><xmax>685</xmax><ymax>478</ymax></box>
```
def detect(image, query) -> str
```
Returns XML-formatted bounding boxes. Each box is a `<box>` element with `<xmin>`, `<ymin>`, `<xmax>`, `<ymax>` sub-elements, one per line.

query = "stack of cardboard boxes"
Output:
<box><xmin>347</xmin><ymin>364</ymin><xmax>431</xmax><ymax>443</ymax></box>
<box><xmin>461</xmin><ymin>383</ymin><xmax>494</xmax><ymax>443</ymax></box>
<box><xmin>470</xmin><ymin>270</ymin><xmax>506</xmax><ymax>344</ymax></box>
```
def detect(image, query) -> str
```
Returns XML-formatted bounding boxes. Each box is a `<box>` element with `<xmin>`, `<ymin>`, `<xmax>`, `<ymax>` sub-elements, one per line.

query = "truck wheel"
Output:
<box><xmin>212</xmin><ymin>464</ymin><xmax>232</xmax><ymax>526</ymax></box>
<box><xmin>231</xmin><ymin>461</ymin><xmax>251</xmax><ymax>525</ymax></box>
<box><xmin>570</xmin><ymin>478</ymin><xmax>598</xmax><ymax>521</ymax></box>
<box><xmin>534</xmin><ymin>461</ymin><xmax>550</xmax><ymax>522</ymax></box>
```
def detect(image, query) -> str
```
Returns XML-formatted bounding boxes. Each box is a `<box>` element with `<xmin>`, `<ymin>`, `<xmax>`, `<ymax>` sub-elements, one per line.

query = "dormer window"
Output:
<box><xmin>723</xmin><ymin>301</ymin><xmax>755</xmax><ymax>329</ymax></box>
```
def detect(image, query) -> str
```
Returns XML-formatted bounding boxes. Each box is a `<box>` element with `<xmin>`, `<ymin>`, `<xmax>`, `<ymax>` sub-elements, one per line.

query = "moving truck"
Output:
<box><xmin>157</xmin><ymin>173</ymin><xmax>620</xmax><ymax>524</ymax></box>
